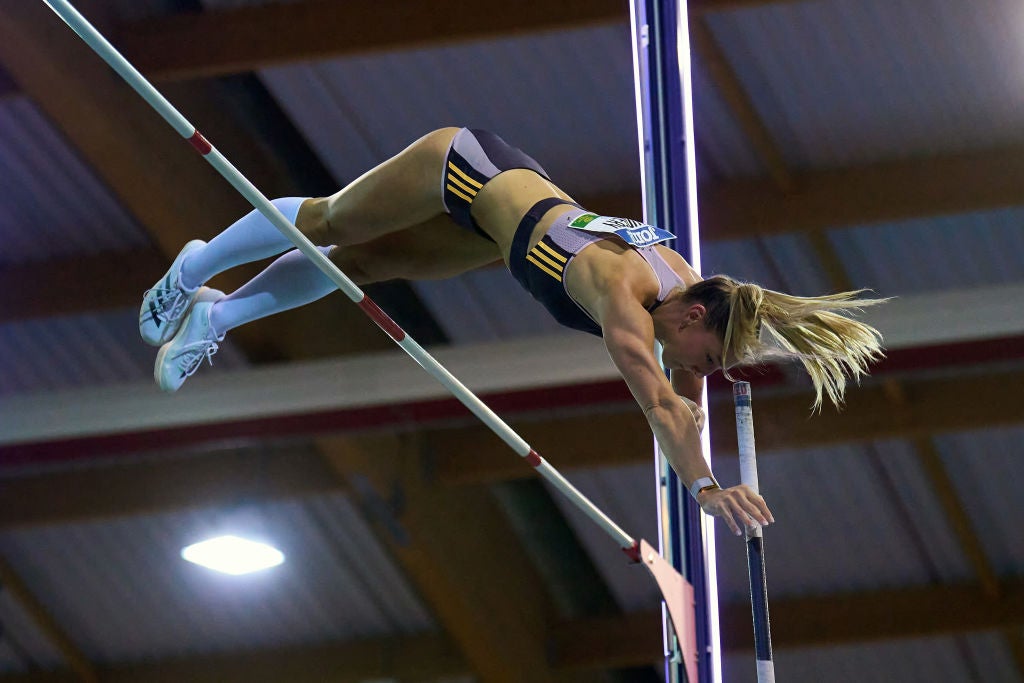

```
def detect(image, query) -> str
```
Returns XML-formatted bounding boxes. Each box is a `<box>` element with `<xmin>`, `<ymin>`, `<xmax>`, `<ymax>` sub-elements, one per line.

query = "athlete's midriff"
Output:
<box><xmin>470</xmin><ymin>168</ymin><xmax>576</xmax><ymax>261</ymax></box>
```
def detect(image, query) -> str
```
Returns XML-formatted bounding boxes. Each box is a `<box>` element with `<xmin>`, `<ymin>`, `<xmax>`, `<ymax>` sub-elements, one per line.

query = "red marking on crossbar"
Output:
<box><xmin>524</xmin><ymin>449</ymin><xmax>542</xmax><ymax>467</ymax></box>
<box><xmin>622</xmin><ymin>540</ymin><xmax>641</xmax><ymax>563</ymax></box>
<box><xmin>357</xmin><ymin>297</ymin><xmax>406</xmax><ymax>341</ymax></box>
<box><xmin>187</xmin><ymin>130</ymin><xmax>212</xmax><ymax>155</ymax></box>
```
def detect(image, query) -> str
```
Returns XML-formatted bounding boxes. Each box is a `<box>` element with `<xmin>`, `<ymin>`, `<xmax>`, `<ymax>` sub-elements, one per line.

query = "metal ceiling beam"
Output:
<box><xmin>3</xmin><ymin>290</ymin><xmax>1023</xmax><ymax>455</ymax></box>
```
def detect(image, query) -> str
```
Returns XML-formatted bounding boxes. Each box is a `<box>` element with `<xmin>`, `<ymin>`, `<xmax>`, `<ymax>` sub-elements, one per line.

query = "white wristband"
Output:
<box><xmin>689</xmin><ymin>476</ymin><xmax>720</xmax><ymax>500</ymax></box>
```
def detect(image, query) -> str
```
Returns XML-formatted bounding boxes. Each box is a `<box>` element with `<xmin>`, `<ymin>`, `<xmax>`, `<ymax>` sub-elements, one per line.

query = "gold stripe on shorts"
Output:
<box><xmin>446</xmin><ymin>184</ymin><xmax>474</xmax><ymax>203</ymax></box>
<box><xmin>447</xmin><ymin>161</ymin><xmax>484</xmax><ymax>189</ymax></box>
<box><xmin>526</xmin><ymin>254</ymin><xmax>563</xmax><ymax>281</ymax></box>
<box><xmin>446</xmin><ymin>174</ymin><xmax>479</xmax><ymax>198</ymax></box>
<box><xmin>534</xmin><ymin>241</ymin><xmax>567</xmax><ymax>264</ymax></box>
<box><xmin>528</xmin><ymin>248</ymin><xmax>565</xmax><ymax>273</ymax></box>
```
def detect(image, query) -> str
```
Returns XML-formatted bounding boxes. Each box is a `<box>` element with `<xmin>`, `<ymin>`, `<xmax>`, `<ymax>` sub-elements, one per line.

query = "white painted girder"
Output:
<box><xmin>2</xmin><ymin>283</ymin><xmax>1021</xmax><ymax>447</ymax></box>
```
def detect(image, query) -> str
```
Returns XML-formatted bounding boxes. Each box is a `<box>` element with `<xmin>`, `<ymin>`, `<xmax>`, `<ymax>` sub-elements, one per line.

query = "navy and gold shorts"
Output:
<box><xmin>442</xmin><ymin>128</ymin><xmax>550</xmax><ymax>242</ymax></box>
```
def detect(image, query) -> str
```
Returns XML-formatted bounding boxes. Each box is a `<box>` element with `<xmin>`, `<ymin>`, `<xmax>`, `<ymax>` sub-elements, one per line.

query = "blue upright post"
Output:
<box><xmin>630</xmin><ymin>1</ymin><xmax>719</xmax><ymax>681</ymax></box>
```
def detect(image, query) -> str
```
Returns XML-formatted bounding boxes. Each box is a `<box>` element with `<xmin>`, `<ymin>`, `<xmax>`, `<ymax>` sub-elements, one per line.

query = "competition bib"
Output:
<box><xmin>567</xmin><ymin>213</ymin><xmax>675</xmax><ymax>247</ymax></box>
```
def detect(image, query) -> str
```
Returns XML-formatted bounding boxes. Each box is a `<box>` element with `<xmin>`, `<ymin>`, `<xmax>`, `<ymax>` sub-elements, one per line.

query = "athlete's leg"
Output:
<box><xmin>142</xmin><ymin>128</ymin><xmax>459</xmax><ymax>344</ymax></box>
<box><xmin>301</xmin><ymin>127</ymin><xmax>460</xmax><ymax>248</ymax></box>
<box><xmin>330</xmin><ymin>214</ymin><xmax>501</xmax><ymax>284</ymax></box>
<box><xmin>178</xmin><ymin>127</ymin><xmax>459</xmax><ymax>289</ymax></box>
<box><xmin>199</xmin><ymin>214</ymin><xmax>496</xmax><ymax>340</ymax></box>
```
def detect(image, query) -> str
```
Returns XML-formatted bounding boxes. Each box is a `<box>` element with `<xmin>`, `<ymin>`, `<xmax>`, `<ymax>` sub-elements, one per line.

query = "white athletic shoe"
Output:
<box><xmin>154</xmin><ymin>288</ymin><xmax>225</xmax><ymax>393</ymax></box>
<box><xmin>139</xmin><ymin>239</ymin><xmax>207</xmax><ymax>346</ymax></box>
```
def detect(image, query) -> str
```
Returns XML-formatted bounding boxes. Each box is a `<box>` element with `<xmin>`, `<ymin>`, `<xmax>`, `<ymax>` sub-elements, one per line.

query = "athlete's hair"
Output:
<box><xmin>681</xmin><ymin>275</ymin><xmax>887</xmax><ymax>410</ymax></box>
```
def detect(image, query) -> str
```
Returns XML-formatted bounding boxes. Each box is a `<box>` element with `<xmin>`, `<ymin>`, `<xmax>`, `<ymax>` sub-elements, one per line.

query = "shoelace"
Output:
<box><xmin>174</xmin><ymin>339</ymin><xmax>220</xmax><ymax>380</ymax></box>
<box><xmin>141</xmin><ymin>284</ymin><xmax>190</xmax><ymax>324</ymax></box>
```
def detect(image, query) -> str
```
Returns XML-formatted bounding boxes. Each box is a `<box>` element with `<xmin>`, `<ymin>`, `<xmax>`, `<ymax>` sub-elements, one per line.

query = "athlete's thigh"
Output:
<box><xmin>319</xmin><ymin>128</ymin><xmax>459</xmax><ymax>246</ymax></box>
<box><xmin>332</xmin><ymin>214</ymin><xmax>502</xmax><ymax>283</ymax></box>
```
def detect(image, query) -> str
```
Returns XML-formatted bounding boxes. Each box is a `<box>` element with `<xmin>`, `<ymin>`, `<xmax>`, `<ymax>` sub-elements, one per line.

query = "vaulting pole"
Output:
<box><xmin>734</xmin><ymin>382</ymin><xmax>775</xmax><ymax>682</ymax></box>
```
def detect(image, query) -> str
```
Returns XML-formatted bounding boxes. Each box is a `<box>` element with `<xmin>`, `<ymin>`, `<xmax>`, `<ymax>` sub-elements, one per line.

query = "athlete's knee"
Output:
<box><xmin>423</xmin><ymin>127</ymin><xmax>462</xmax><ymax>148</ymax></box>
<box><xmin>295</xmin><ymin>197</ymin><xmax>333</xmax><ymax>246</ymax></box>
<box><xmin>329</xmin><ymin>244</ymin><xmax>392</xmax><ymax>285</ymax></box>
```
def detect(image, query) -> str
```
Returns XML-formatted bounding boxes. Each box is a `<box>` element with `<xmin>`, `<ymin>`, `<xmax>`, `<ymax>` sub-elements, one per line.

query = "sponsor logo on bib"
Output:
<box><xmin>568</xmin><ymin>213</ymin><xmax>674</xmax><ymax>247</ymax></box>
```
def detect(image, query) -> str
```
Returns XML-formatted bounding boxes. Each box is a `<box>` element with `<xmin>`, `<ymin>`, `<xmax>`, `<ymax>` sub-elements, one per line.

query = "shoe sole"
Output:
<box><xmin>139</xmin><ymin>239</ymin><xmax>206</xmax><ymax>346</ymax></box>
<box><xmin>154</xmin><ymin>287</ymin><xmax>222</xmax><ymax>392</ymax></box>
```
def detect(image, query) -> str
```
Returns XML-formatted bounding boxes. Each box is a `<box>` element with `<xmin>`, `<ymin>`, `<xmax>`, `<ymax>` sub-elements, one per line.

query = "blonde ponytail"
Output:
<box><xmin>682</xmin><ymin>276</ymin><xmax>887</xmax><ymax>411</ymax></box>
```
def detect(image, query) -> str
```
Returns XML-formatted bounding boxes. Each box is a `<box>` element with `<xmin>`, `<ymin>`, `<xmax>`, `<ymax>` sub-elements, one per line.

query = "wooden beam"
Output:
<box><xmin>0</xmin><ymin>446</ymin><xmax>342</xmax><ymax>530</ymax></box>
<box><xmin>701</xmin><ymin>145</ymin><xmax>1024</xmax><ymax>239</ymax></box>
<box><xmin>116</xmin><ymin>0</ymin><xmax>627</xmax><ymax>82</ymax></box>
<box><xmin>722</xmin><ymin>579</ymin><xmax>1024</xmax><ymax>649</ymax></box>
<box><xmin>319</xmin><ymin>433</ymin><xmax>561</xmax><ymax>683</ymax></box>
<box><xmin>0</xmin><ymin>632</ymin><xmax>465</xmax><ymax>683</ymax></box>
<box><xmin>691</xmin><ymin>0</ymin><xmax>810</xmax><ymax>13</ymax></box>
<box><xmin>0</xmin><ymin>2</ymin><xmax>246</xmax><ymax>255</ymax></box>
<box><xmin>0</xmin><ymin>554</ymin><xmax>98</xmax><ymax>683</ymax></box>
<box><xmin>434</xmin><ymin>367</ymin><xmax>1024</xmax><ymax>484</ymax></box>
<box><xmin>690</xmin><ymin>17</ymin><xmax>792</xmax><ymax>192</ymax></box>
<box><xmin>0</xmin><ymin>249</ymin><xmax>167</xmax><ymax>322</ymax></box>
<box><xmin>0</xmin><ymin>62</ymin><xmax>17</xmax><ymax>99</ymax></box>
<box><xmin>4</xmin><ymin>146</ymin><xmax>1024</xmax><ymax>321</ymax></box>
<box><xmin>553</xmin><ymin>579</ymin><xmax>1024</xmax><ymax>668</ymax></box>
<box><xmin>0</xmin><ymin>1</ymin><xmax>387</xmax><ymax>357</ymax></box>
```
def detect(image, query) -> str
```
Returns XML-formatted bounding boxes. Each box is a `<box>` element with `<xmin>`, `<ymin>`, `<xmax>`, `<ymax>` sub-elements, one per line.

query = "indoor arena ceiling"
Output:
<box><xmin>0</xmin><ymin>0</ymin><xmax>1022</xmax><ymax>682</ymax></box>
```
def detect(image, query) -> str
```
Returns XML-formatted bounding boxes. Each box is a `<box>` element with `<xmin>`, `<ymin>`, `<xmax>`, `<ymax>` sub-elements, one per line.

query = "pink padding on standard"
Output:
<box><xmin>639</xmin><ymin>538</ymin><xmax>698</xmax><ymax>683</ymax></box>
<box><xmin>524</xmin><ymin>449</ymin><xmax>542</xmax><ymax>467</ymax></box>
<box><xmin>187</xmin><ymin>130</ymin><xmax>212</xmax><ymax>155</ymax></box>
<box><xmin>357</xmin><ymin>297</ymin><xmax>406</xmax><ymax>341</ymax></box>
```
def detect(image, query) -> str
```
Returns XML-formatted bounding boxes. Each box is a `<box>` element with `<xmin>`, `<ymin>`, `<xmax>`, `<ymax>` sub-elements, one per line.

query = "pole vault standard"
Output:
<box><xmin>42</xmin><ymin>1</ymin><xmax>700</xmax><ymax>678</ymax></box>
<box><xmin>631</xmin><ymin>1</ymin><xmax>718</xmax><ymax>681</ymax></box>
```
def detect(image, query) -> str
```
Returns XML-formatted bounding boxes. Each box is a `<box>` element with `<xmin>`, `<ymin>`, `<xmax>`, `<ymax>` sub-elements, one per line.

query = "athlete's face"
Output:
<box><xmin>660</xmin><ymin>306</ymin><xmax>723</xmax><ymax>378</ymax></box>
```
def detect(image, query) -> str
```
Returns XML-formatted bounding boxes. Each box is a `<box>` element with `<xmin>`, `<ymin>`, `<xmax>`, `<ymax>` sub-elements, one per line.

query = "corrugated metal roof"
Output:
<box><xmin>544</xmin><ymin>462</ymin><xmax>663</xmax><ymax>613</ymax></box>
<box><xmin>705</xmin><ymin>0</ymin><xmax>1024</xmax><ymax>170</ymax></box>
<box><xmin>0</xmin><ymin>492</ymin><xmax>433</xmax><ymax>665</ymax></box>
<box><xmin>411</xmin><ymin>268</ymin><xmax>568</xmax><ymax>344</ymax></box>
<box><xmin>0</xmin><ymin>96</ymin><xmax>151</xmax><ymax>264</ymax></box>
<box><xmin>712</xmin><ymin>439</ymin><xmax>974</xmax><ymax>602</ymax></box>
<box><xmin>937</xmin><ymin>425</ymin><xmax>1024</xmax><ymax>576</ymax></box>
<box><xmin>0</xmin><ymin>308</ymin><xmax>249</xmax><ymax>397</ymax></box>
<box><xmin>257</xmin><ymin>23</ymin><xmax>639</xmax><ymax>195</ymax></box>
<box><xmin>0</xmin><ymin>586</ymin><xmax>64</xmax><ymax>673</ymax></box>
<box><xmin>829</xmin><ymin>207</ymin><xmax>1024</xmax><ymax>296</ymax></box>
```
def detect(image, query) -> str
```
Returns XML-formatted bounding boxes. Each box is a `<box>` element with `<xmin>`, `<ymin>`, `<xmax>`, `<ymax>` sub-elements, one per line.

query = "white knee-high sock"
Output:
<box><xmin>179</xmin><ymin>197</ymin><xmax>310</xmax><ymax>290</ymax></box>
<box><xmin>208</xmin><ymin>246</ymin><xmax>338</xmax><ymax>335</ymax></box>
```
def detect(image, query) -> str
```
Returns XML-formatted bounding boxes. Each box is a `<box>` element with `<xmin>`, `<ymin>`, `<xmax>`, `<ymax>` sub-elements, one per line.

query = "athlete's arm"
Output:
<box><xmin>598</xmin><ymin>290</ymin><xmax>772</xmax><ymax>535</ymax></box>
<box><xmin>671</xmin><ymin>370</ymin><xmax>705</xmax><ymax>433</ymax></box>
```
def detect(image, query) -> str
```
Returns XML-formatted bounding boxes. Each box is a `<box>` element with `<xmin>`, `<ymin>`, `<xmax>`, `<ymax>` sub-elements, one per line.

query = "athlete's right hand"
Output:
<box><xmin>697</xmin><ymin>484</ymin><xmax>774</xmax><ymax>537</ymax></box>
<box><xmin>679</xmin><ymin>395</ymin><xmax>705</xmax><ymax>432</ymax></box>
